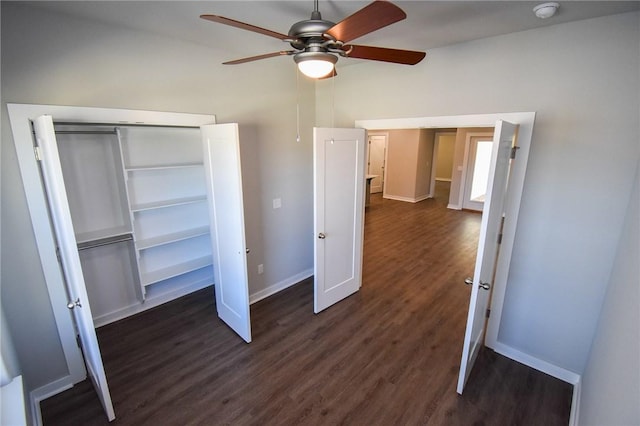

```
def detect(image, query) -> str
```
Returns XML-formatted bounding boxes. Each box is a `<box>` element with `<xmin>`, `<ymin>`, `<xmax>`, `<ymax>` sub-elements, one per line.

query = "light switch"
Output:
<box><xmin>273</xmin><ymin>198</ymin><xmax>282</xmax><ymax>209</ymax></box>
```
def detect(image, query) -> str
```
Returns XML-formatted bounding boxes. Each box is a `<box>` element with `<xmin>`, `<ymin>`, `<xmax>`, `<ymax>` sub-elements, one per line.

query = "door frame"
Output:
<box><xmin>7</xmin><ymin>104</ymin><xmax>216</xmax><ymax>422</ymax></box>
<box><xmin>429</xmin><ymin>131</ymin><xmax>457</xmax><ymax>198</ymax></box>
<box><xmin>366</xmin><ymin>131</ymin><xmax>389</xmax><ymax>196</ymax></box>
<box><xmin>459</xmin><ymin>132</ymin><xmax>495</xmax><ymax>211</ymax></box>
<box><xmin>355</xmin><ymin>112</ymin><xmax>535</xmax><ymax>368</ymax></box>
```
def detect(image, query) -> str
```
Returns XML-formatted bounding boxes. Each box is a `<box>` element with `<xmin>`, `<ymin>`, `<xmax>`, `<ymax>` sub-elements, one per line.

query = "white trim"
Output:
<box><xmin>30</xmin><ymin>376</ymin><xmax>74</xmax><ymax>426</ymax></box>
<box><xmin>383</xmin><ymin>194</ymin><xmax>431</xmax><ymax>203</ymax></box>
<box><xmin>459</xmin><ymin>132</ymin><xmax>495</xmax><ymax>211</ymax></box>
<box><xmin>94</xmin><ymin>281</ymin><xmax>213</xmax><ymax>328</ymax></box>
<box><xmin>249</xmin><ymin>269</ymin><xmax>313</xmax><ymax>305</ymax></box>
<box><xmin>447</xmin><ymin>203</ymin><xmax>462</xmax><ymax>210</ymax></box>
<box><xmin>569</xmin><ymin>378</ymin><xmax>582</xmax><ymax>426</ymax></box>
<box><xmin>492</xmin><ymin>341</ymin><xmax>581</xmax><ymax>384</ymax></box>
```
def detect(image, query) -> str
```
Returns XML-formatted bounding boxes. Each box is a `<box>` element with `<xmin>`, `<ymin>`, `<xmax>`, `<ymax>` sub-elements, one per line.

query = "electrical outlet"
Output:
<box><xmin>273</xmin><ymin>198</ymin><xmax>282</xmax><ymax>209</ymax></box>
<box><xmin>258</xmin><ymin>264</ymin><xmax>264</xmax><ymax>274</ymax></box>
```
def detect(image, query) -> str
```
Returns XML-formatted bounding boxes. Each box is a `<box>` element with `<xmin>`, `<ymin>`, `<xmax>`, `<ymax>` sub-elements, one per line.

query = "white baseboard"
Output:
<box><xmin>569</xmin><ymin>378</ymin><xmax>581</xmax><ymax>426</ymax></box>
<box><xmin>383</xmin><ymin>194</ymin><xmax>431</xmax><ymax>203</ymax></box>
<box><xmin>30</xmin><ymin>376</ymin><xmax>74</xmax><ymax>426</ymax></box>
<box><xmin>491</xmin><ymin>341</ymin><xmax>581</xmax><ymax>384</ymax></box>
<box><xmin>447</xmin><ymin>203</ymin><xmax>461</xmax><ymax>210</ymax></box>
<box><xmin>250</xmin><ymin>269</ymin><xmax>313</xmax><ymax>305</ymax></box>
<box><xmin>94</xmin><ymin>279</ymin><xmax>213</xmax><ymax>328</ymax></box>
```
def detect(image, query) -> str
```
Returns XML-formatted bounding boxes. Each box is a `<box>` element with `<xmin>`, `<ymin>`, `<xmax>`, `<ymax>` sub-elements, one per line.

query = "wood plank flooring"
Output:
<box><xmin>41</xmin><ymin>182</ymin><xmax>572</xmax><ymax>425</ymax></box>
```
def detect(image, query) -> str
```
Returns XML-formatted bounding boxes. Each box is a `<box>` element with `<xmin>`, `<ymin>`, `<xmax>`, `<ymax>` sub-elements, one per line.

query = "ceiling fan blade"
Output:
<box><xmin>344</xmin><ymin>45</ymin><xmax>426</xmax><ymax>65</ymax></box>
<box><xmin>223</xmin><ymin>51</ymin><xmax>294</xmax><ymax>65</ymax></box>
<box><xmin>326</xmin><ymin>1</ymin><xmax>406</xmax><ymax>43</ymax></box>
<box><xmin>200</xmin><ymin>14</ymin><xmax>289</xmax><ymax>40</ymax></box>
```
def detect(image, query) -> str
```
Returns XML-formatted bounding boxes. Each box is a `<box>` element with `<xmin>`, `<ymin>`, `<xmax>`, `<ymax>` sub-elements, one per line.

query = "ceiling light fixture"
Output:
<box><xmin>294</xmin><ymin>52</ymin><xmax>337</xmax><ymax>79</ymax></box>
<box><xmin>533</xmin><ymin>2</ymin><xmax>559</xmax><ymax>19</ymax></box>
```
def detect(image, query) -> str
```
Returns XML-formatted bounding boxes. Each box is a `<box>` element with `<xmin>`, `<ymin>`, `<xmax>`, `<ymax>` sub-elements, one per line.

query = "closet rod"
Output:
<box><xmin>54</xmin><ymin>130</ymin><xmax>117</xmax><ymax>135</ymax></box>
<box><xmin>77</xmin><ymin>233</ymin><xmax>133</xmax><ymax>251</ymax></box>
<box><xmin>53</xmin><ymin>121</ymin><xmax>201</xmax><ymax>129</ymax></box>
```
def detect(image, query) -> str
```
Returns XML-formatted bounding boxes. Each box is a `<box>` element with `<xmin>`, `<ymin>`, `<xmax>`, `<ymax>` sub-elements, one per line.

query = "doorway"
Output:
<box><xmin>461</xmin><ymin>133</ymin><xmax>495</xmax><ymax>212</ymax></box>
<box><xmin>367</xmin><ymin>133</ymin><xmax>387</xmax><ymax>194</ymax></box>
<box><xmin>356</xmin><ymin>112</ymin><xmax>535</xmax><ymax>369</ymax></box>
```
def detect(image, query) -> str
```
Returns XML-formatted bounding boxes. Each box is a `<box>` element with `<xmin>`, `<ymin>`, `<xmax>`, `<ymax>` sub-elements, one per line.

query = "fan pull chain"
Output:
<box><xmin>296</xmin><ymin>66</ymin><xmax>301</xmax><ymax>142</ymax></box>
<box><xmin>331</xmin><ymin>68</ymin><xmax>335</xmax><ymax>144</ymax></box>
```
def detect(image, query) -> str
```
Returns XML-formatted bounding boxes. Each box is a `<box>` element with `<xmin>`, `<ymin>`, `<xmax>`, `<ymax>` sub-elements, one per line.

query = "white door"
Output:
<box><xmin>367</xmin><ymin>134</ymin><xmax>386</xmax><ymax>193</ymax></box>
<box><xmin>314</xmin><ymin>128</ymin><xmax>367</xmax><ymax>313</ymax></box>
<box><xmin>457</xmin><ymin>120</ymin><xmax>518</xmax><ymax>394</ymax></box>
<box><xmin>33</xmin><ymin>115</ymin><xmax>116</xmax><ymax>421</ymax></box>
<box><xmin>201</xmin><ymin>123</ymin><xmax>252</xmax><ymax>342</ymax></box>
<box><xmin>462</xmin><ymin>136</ymin><xmax>494</xmax><ymax>212</ymax></box>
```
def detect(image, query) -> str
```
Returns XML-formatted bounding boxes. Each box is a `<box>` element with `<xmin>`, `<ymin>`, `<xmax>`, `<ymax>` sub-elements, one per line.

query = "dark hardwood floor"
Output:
<box><xmin>41</xmin><ymin>182</ymin><xmax>572</xmax><ymax>425</ymax></box>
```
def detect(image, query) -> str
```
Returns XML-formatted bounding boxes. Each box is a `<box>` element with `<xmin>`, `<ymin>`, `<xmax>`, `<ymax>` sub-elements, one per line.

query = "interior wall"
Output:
<box><xmin>316</xmin><ymin>11</ymin><xmax>640</xmax><ymax>374</ymax></box>
<box><xmin>1</xmin><ymin>3</ymin><xmax>316</xmax><ymax>392</ymax></box>
<box><xmin>435</xmin><ymin>133</ymin><xmax>456</xmax><ymax>181</ymax></box>
<box><xmin>415</xmin><ymin>129</ymin><xmax>435</xmax><ymax>199</ymax></box>
<box><xmin>383</xmin><ymin>129</ymin><xmax>421</xmax><ymax>201</ymax></box>
<box><xmin>578</xmin><ymin>161</ymin><xmax>639</xmax><ymax>425</ymax></box>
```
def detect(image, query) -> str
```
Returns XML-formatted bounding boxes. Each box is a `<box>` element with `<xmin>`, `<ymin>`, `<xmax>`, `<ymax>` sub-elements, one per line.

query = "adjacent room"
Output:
<box><xmin>1</xmin><ymin>1</ymin><xmax>638</xmax><ymax>425</ymax></box>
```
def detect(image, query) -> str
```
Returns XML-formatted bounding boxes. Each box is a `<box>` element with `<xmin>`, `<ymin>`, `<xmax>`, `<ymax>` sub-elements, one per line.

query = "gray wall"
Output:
<box><xmin>316</xmin><ymin>12</ymin><xmax>639</xmax><ymax>374</ymax></box>
<box><xmin>578</xmin><ymin>161</ymin><xmax>639</xmax><ymax>425</ymax></box>
<box><xmin>2</xmin><ymin>2</ymin><xmax>639</xmax><ymax>418</ymax></box>
<box><xmin>1</xmin><ymin>2</ymin><xmax>315</xmax><ymax>391</ymax></box>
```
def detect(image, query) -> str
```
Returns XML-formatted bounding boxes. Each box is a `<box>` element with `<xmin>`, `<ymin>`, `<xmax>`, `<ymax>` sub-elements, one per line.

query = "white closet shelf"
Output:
<box><xmin>141</xmin><ymin>256</ymin><xmax>213</xmax><ymax>287</ymax></box>
<box><xmin>125</xmin><ymin>162</ymin><xmax>203</xmax><ymax>172</ymax></box>
<box><xmin>136</xmin><ymin>226</ymin><xmax>210</xmax><ymax>250</ymax></box>
<box><xmin>76</xmin><ymin>226</ymin><xmax>132</xmax><ymax>245</ymax></box>
<box><xmin>130</xmin><ymin>195</ymin><xmax>207</xmax><ymax>212</ymax></box>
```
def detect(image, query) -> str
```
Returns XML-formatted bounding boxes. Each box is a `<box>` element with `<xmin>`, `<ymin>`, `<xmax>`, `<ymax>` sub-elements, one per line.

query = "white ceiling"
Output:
<box><xmin>29</xmin><ymin>1</ymin><xmax>639</xmax><ymax>64</ymax></box>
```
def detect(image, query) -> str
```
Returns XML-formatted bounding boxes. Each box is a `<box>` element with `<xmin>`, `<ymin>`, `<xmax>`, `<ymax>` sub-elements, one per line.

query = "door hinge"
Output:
<box><xmin>497</xmin><ymin>233</ymin><xmax>503</xmax><ymax>244</ymax></box>
<box><xmin>34</xmin><ymin>146</ymin><xmax>42</xmax><ymax>161</ymax></box>
<box><xmin>76</xmin><ymin>334</ymin><xmax>81</xmax><ymax>348</ymax></box>
<box><xmin>510</xmin><ymin>146</ymin><xmax>520</xmax><ymax>159</ymax></box>
<box><xmin>485</xmin><ymin>308</ymin><xmax>491</xmax><ymax>318</ymax></box>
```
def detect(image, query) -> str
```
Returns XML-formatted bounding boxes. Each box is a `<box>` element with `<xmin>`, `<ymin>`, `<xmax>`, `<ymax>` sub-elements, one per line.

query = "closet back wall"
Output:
<box><xmin>1</xmin><ymin>2</ymin><xmax>316</xmax><ymax>396</ymax></box>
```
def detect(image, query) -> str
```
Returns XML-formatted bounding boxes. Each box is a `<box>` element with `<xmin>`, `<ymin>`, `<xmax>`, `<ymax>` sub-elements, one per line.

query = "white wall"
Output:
<box><xmin>316</xmin><ymin>12</ymin><xmax>640</xmax><ymax>374</ymax></box>
<box><xmin>1</xmin><ymin>2</ymin><xmax>315</xmax><ymax>393</ymax></box>
<box><xmin>578</xmin><ymin>161</ymin><xmax>639</xmax><ymax>425</ymax></box>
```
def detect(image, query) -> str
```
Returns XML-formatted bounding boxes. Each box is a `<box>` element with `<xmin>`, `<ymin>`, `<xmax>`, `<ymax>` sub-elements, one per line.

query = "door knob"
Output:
<box><xmin>479</xmin><ymin>281</ymin><xmax>491</xmax><ymax>290</ymax></box>
<box><xmin>464</xmin><ymin>278</ymin><xmax>491</xmax><ymax>290</ymax></box>
<box><xmin>67</xmin><ymin>298</ymin><xmax>81</xmax><ymax>310</ymax></box>
<box><xmin>318</xmin><ymin>233</ymin><xmax>326</xmax><ymax>239</ymax></box>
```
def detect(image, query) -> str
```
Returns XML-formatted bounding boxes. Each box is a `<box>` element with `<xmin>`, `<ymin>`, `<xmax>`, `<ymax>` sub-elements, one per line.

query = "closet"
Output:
<box><xmin>55</xmin><ymin>124</ymin><xmax>213</xmax><ymax>326</ymax></box>
<box><xmin>10</xmin><ymin>105</ymin><xmax>254</xmax><ymax>422</ymax></box>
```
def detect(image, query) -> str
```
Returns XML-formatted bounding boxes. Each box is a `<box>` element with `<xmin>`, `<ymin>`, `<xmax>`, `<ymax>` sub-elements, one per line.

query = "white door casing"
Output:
<box><xmin>201</xmin><ymin>123</ymin><xmax>252</xmax><ymax>343</ymax></box>
<box><xmin>33</xmin><ymin>115</ymin><xmax>116</xmax><ymax>422</ymax></box>
<box><xmin>456</xmin><ymin>120</ymin><xmax>518</xmax><ymax>393</ymax></box>
<box><xmin>462</xmin><ymin>135</ymin><xmax>494</xmax><ymax>212</ymax></box>
<box><xmin>367</xmin><ymin>134</ymin><xmax>386</xmax><ymax>193</ymax></box>
<box><xmin>314</xmin><ymin>128</ymin><xmax>367</xmax><ymax>313</ymax></box>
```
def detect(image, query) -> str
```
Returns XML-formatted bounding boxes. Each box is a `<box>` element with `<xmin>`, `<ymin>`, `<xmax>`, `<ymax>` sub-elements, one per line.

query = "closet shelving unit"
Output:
<box><xmin>56</xmin><ymin>123</ymin><xmax>213</xmax><ymax>325</ymax></box>
<box><xmin>118</xmin><ymin>126</ymin><xmax>213</xmax><ymax>298</ymax></box>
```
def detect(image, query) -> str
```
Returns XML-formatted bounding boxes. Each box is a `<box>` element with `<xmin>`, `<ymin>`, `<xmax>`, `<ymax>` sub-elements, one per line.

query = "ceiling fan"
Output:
<box><xmin>200</xmin><ymin>0</ymin><xmax>426</xmax><ymax>79</ymax></box>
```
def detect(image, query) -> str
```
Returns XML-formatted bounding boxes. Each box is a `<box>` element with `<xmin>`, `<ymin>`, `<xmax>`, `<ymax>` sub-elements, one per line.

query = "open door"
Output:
<box><xmin>33</xmin><ymin>115</ymin><xmax>116</xmax><ymax>421</ymax></box>
<box><xmin>313</xmin><ymin>127</ymin><xmax>367</xmax><ymax>313</ymax></box>
<box><xmin>201</xmin><ymin>123</ymin><xmax>252</xmax><ymax>342</ymax></box>
<box><xmin>457</xmin><ymin>120</ymin><xmax>518</xmax><ymax>394</ymax></box>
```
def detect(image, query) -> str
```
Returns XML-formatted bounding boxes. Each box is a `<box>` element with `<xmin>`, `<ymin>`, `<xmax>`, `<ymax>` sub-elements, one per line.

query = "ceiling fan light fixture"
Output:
<box><xmin>295</xmin><ymin>52</ymin><xmax>337</xmax><ymax>79</ymax></box>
